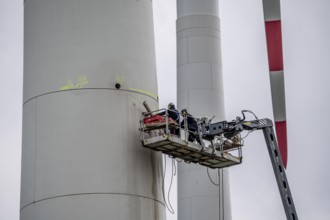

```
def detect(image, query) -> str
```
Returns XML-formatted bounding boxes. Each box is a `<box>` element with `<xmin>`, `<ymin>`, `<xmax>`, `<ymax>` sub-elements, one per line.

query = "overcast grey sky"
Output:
<box><xmin>1</xmin><ymin>0</ymin><xmax>330</xmax><ymax>220</ymax></box>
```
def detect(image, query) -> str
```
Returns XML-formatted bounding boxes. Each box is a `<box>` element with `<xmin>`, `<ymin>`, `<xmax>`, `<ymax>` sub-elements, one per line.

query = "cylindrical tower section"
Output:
<box><xmin>176</xmin><ymin>0</ymin><xmax>231</xmax><ymax>219</ymax></box>
<box><xmin>20</xmin><ymin>0</ymin><xmax>165</xmax><ymax>220</ymax></box>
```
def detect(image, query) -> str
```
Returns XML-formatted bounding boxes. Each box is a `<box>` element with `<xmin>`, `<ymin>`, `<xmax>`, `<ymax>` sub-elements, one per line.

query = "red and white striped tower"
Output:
<box><xmin>262</xmin><ymin>0</ymin><xmax>288</xmax><ymax>167</ymax></box>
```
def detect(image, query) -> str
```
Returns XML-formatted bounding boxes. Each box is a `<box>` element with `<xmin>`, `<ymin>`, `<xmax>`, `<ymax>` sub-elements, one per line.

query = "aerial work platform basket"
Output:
<box><xmin>140</xmin><ymin>107</ymin><xmax>299</xmax><ymax>219</ymax></box>
<box><xmin>139</xmin><ymin>109</ymin><xmax>242</xmax><ymax>169</ymax></box>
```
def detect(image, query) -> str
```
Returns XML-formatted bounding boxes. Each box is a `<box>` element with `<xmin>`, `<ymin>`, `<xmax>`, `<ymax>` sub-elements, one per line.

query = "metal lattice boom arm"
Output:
<box><xmin>262</xmin><ymin>126</ymin><xmax>298</xmax><ymax>220</ymax></box>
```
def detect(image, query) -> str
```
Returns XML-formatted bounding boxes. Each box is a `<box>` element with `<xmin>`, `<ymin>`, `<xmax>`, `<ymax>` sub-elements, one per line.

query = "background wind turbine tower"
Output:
<box><xmin>176</xmin><ymin>0</ymin><xmax>231</xmax><ymax>219</ymax></box>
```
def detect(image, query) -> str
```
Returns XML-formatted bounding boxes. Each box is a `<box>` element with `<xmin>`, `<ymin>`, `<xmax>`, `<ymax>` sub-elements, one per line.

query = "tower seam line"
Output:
<box><xmin>20</xmin><ymin>192</ymin><xmax>165</xmax><ymax>212</ymax></box>
<box><xmin>23</xmin><ymin>88</ymin><xmax>158</xmax><ymax>106</ymax></box>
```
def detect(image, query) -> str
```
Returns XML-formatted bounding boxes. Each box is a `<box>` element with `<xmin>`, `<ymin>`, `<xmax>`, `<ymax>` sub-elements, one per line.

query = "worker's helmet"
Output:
<box><xmin>168</xmin><ymin>103</ymin><xmax>175</xmax><ymax>109</ymax></box>
<box><xmin>181</xmin><ymin>108</ymin><xmax>188</xmax><ymax>115</ymax></box>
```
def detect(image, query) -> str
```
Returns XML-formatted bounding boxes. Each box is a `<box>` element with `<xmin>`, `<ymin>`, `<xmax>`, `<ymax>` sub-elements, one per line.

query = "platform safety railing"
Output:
<box><xmin>140</xmin><ymin>109</ymin><xmax>200</xmax><ymax>141</ymax></box>
<box><xmin>139</xmin><ymin>108</ymin><xmax>243</xmax><ymax>158</ymax></box>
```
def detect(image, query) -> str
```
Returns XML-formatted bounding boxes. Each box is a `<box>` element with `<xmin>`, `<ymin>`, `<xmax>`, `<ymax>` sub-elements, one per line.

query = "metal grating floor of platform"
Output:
<box><xmin>142</xmin><ymin>135</ymin><xmax>242</xmax><ymax>169</ymax></box>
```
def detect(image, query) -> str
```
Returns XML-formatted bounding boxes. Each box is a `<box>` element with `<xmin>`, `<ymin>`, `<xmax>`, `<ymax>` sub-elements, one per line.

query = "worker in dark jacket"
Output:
<box><xmin>167</xmin><ymin>103</ymin><xmax>180</xmax><ymax>136</ymax></box>
<box><xmin>180</xmin><ymin>109</ymin><xmax>201</xmax><ymax>144</ymax></box>
<box><xmin>159</xmin><ymin>103</ymin><xmax>180</xmax><ymax>136</ymax></box>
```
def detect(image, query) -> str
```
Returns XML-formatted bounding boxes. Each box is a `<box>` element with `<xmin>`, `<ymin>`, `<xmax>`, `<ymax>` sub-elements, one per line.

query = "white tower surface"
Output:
<box><xmin>20</xmin><ymin>0</ymin><xmax>165</xmax><ymax>219</ymax></box>
<box><xmin>176</xmin><ymin>0</ymin><xmax>231</xmax><ymax>219</ymax></box>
